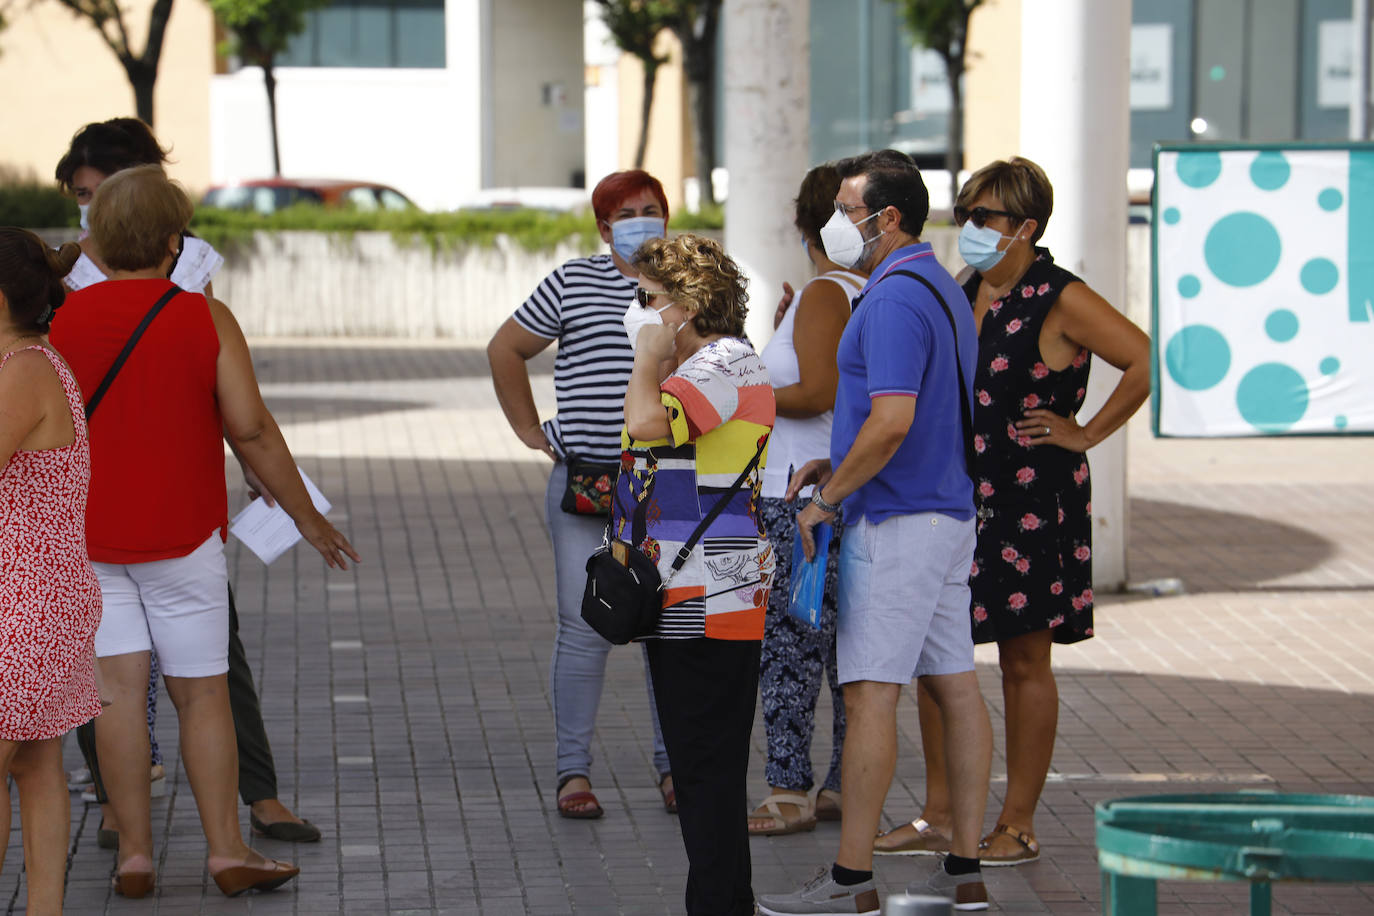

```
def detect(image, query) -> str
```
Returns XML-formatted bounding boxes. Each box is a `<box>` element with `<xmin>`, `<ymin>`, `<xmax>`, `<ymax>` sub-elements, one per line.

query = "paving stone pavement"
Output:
<box><xmin>6</xmin><ymin>339</ymin><xmax>1374</xmax><ymax>914</ymax></box>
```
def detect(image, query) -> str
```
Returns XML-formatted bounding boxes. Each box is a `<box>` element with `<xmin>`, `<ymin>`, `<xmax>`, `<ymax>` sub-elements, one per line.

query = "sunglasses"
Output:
<box><xmin>954</xmin><ymin>206</ymin><xmax>1019</xmax><ymax>228</ymax></box>
<box><xmin>635</xmin><ymin>287</ymin><xmax>667</xmax><ymax>308</ymax></box>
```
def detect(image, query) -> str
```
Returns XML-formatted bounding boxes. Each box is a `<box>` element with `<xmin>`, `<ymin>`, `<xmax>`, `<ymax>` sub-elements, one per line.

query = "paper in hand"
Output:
<box><xmin>229</xmin><ymin>467</ymin><xmax>332</xmax><ymax>565</ymax></box>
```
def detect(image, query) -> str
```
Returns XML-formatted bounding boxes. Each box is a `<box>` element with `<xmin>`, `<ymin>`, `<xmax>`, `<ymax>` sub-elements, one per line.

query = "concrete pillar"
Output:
<box><xmin>722</xmin><ymin>0</ymin><xmax>811</xmax><ymax>348</ymax></box>
<box><xmin>1020</xmin><ymin>1</ymin><xmax>1132</xmax><ymax>590</ymax></box>
<box><xmin>1353</xmin><ymin>0</ymin><xmax>1371</xmax><ymax>141</ymax></box>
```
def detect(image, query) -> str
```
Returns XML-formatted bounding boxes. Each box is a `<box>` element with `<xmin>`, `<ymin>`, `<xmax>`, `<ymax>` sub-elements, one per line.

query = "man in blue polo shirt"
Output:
<box><xmin>759</xmin><ymin>150</ymin><xmax>993</xmax><ymax>915</ymax></box>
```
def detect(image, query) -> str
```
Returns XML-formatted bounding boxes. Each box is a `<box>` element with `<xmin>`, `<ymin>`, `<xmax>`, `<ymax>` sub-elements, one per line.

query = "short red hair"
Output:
<box><xmin>591</xmin><ymin>170</ymin><xmax>669</xmax><ymax>225</ymax></box>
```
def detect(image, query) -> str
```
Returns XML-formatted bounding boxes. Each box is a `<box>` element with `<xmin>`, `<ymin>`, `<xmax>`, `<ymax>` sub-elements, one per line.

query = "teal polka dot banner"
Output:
<box><xmin>1154</xmin><ymin>146</ymin><xmax>1374</xmax><ymax>435</ymax></box>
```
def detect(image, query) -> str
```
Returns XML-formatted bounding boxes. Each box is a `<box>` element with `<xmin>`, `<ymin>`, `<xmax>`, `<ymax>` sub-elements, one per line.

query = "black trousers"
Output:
<box><xmin>646</xmin><ymin>637</ymin><xmax>761</xmax><ymax>916</ymax></box>
<box><xmin>76</xmin><ymin>584</ymin><xmax>279</xmax><ymax>805</ymax></box>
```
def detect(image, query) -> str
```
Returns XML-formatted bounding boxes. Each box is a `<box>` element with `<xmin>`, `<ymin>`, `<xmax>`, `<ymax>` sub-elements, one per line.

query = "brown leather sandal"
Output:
<box><xmin>978</xmin><ymin>822</ymin><xmax>1040</xmax><ymax>866</ymax></box>
<box><xmin>556</xmin><ymin>774</ymin><xmax>604</xmax><ymax>819</ymax></box>
<box><xmin>873</xmin><ymin>817</ymin><xmax>951</xmax><ymax>856</ymax></box>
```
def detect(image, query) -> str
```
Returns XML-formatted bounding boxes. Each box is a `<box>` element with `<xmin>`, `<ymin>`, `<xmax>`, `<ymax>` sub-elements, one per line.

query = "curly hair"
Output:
<box><xmin>956</xmin><ymin>157</ymin><xmax>1054</xmax><ymax>244</ymax></box>
<box><xmin>632</xmin><ymin>234</ymin><xmax>749</xmax><ymax>338</ymax></box>
<box><xmin>55</xmin><ymin>118</ymin><xmax>170</xmax><ymax>194</ymax></box>
<box><xmin>794</xmin><ymin>163</ymin><xmax>841</xmax><ymax>246</ymax></box>
<box><xmin>0</xmin><ymin>229</ymin><xmax>81</xmax><ymax>333</ymax></box>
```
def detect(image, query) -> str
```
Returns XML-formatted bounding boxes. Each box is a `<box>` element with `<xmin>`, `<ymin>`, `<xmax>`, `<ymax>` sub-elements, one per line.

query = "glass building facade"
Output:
<box><xmin>807</xmin><ymin>0</ymin><xmax>1368</xmax><ymax>170</ymax></box>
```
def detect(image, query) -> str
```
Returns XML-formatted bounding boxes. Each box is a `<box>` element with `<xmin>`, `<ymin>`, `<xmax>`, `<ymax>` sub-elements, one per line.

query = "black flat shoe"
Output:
<box><xmin>250</xmin><ymin>812</ymin><xmax>322</xmax><ymax>843</ymax></box>
<box><xmin>97</xmin><ymin>818</ymin><xmax>119</xmax><ymax>850</ymax></box>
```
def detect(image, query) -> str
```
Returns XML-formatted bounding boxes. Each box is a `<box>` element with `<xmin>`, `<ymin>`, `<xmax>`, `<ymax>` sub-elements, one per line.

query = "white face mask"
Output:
<box><xmin>623</xmin><ymin>295</ymin><xmax>675</xmax><ymax>351</ymax></box>
<box><xmin>79</xmin><ymin>203</ymin><xmax>90</xmax><ymax>232</ymax></box>
<box><xmin>819</xmin><ymin>208</ymin><xmax>880</xmax><ymax>269</ymax></box>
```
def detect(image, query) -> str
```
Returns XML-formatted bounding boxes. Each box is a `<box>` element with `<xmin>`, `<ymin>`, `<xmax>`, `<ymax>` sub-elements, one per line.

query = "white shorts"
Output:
<box><xmin>92</xmin><ymin>533</ymin><xmax>230</xmax><ymax>677</ymax></box>
<box><xmin>836</xmin><ymin>512</ymin><xmax>977</xmax><ymax>685</ymax></box>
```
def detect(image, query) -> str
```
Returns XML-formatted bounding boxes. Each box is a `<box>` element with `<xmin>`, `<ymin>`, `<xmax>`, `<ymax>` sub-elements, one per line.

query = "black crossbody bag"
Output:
<box><xmin>84</xmin><ymin>285</ymin><xmax>183</xmax><ymax>421</ymax></box>
<box><xmin>581</xmin><ymin>440</ymin><xmax>765</xmax><ymax>645</ymax></box>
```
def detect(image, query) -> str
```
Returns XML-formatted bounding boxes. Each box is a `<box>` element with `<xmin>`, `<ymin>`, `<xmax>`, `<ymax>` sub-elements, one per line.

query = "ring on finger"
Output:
<box><xmin>1044</xmin><ymin>426</ymin><xmax>1051</xmax><ymax>435</ymax></box>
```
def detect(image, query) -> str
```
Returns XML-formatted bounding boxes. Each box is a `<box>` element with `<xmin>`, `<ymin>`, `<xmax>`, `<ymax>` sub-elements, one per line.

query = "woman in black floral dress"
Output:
<box><xmin>874</xmin><ymin>158</ymin><xmax>1150</xmax><ymax>865</ymax></box>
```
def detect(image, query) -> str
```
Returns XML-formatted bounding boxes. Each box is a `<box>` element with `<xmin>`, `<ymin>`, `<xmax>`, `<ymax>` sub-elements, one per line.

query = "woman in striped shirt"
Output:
<box><xmin>487</xmin><ymin>170</ymin><xmax>674</xmax><ymax>819</ymax></box>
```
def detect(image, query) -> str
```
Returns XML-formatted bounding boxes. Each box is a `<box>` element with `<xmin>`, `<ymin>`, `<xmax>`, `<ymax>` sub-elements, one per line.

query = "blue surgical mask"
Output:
<box><xmin>610</xmin><ymin>216</ymin><xmax>666</xmax><ymax>262</ymax></box>
<box><xmin>957</xmin><ymin>220</ymin><xmax>1021</xmax><ymax>272</ymax></box>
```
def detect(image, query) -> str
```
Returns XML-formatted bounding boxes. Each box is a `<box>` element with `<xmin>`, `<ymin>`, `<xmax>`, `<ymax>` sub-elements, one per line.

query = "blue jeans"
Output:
<box><xmin>545</xmin><ymin>462</ymin><xmax>670</xmax><ymax>784</ymax></box>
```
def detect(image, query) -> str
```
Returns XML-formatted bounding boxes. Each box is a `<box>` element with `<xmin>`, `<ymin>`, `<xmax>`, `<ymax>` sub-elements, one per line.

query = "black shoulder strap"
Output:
<box><xmin>85</xmin><ymin>285</ymin><xmax>183</xmax><ymax>421</ymax></box>
<box><xmin>883</xmin><ymin>269</ymin><xmax>977</xmax><ymax>477</ymax></box>
<box><xmin>666</xmin><ymin>437</ymin><xmax>767</xmax><ymax>579</ymax></box>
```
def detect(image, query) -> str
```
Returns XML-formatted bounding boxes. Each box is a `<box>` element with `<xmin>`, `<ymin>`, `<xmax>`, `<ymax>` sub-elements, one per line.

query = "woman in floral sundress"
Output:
<box><xmin>0</xmin><ymin>229</ymin><xmax>101</xmax><ymax>914</ymax></box>
<box><xmin>874</xmin><ymin>158</ymin><xmax>1150</xmax><ymax>866</ymax></box>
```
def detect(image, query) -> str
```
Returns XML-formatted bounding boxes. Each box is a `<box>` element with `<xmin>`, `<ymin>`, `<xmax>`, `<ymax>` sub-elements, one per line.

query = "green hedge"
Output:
<box><xmin>190</xmin><ymin>202</ymin><xmax>725</xmax><ymax>253</ymax></box>
<box><xmin>0</xmin><ymin>171</ymin><xmax>77</xmax><ymax>229</ymax></box>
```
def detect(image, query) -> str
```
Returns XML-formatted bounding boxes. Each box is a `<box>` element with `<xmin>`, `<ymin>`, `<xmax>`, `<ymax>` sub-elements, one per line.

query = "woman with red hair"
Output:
<box><xmin>488</xmin><ymin>170</ymin><xmax>676</xmax><ymax>819</ymax></box>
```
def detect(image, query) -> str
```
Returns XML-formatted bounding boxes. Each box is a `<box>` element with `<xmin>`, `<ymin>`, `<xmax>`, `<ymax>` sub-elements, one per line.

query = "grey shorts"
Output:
<box><xmin>836</xmin><ymin>511</ymin><xmax>977</xmax><ymax>685</ymax></box>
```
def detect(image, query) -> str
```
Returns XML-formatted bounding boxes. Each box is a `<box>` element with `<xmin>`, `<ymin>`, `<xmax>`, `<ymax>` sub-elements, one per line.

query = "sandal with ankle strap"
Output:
<box><xmin>556</xmin><ymin>774</ymin><xmax>604</xmax><ymax>820</ymax></box>
<box><xmin>979</xmin><ymin>823</ymin><xmax>1040</xmax><ymax>866</ymax></box>
<box><xmin>747</xmin><ymin>792</ymin><xmax>817</xmax><ymax>836</ymax></box>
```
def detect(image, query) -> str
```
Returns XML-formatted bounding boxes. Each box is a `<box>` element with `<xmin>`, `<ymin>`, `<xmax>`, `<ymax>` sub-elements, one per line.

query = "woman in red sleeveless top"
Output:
<box><xmin>50</xmin><ymin>165</ymin><xmax>360</xmax><ymax>899</ymax></box>
<box><xmin>0</xmin><ymin>230</ymin><xmax>101</xmax><ymax>915</ymax></box>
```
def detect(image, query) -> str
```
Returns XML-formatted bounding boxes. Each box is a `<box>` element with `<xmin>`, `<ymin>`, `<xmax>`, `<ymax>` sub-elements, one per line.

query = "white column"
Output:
<box><xmin>1353</xmin><ymin>0</ymin><xmax>1371</xmax><ymax>141</ymax></box>
<box><xmin>722</xmin><ymin>0</ymin><xmax>811</xmax><ymax>348</ymax></box>
<box><xmin>1020</xmin><ymin>1</ymin><xmax>1132</xmax><ymax>591</ymax></box>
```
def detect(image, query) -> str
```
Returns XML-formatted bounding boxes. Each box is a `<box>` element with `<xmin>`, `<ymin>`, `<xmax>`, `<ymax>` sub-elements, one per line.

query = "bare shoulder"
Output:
<box><xmin>0</xmin><ymin>347</ymin><xmax>59</xmax><ymax>384</ymax></box>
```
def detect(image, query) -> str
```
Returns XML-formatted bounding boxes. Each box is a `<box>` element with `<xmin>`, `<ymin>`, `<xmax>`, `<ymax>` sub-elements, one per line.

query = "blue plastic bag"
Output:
<box><xmin>787</xmin><ymin>522</ymin><xmax>831</xmax><ymax>629</ymax></box>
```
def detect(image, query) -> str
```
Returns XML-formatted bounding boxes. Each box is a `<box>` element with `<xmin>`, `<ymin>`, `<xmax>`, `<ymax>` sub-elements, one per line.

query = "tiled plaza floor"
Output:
<box><xmin>6</xmin><ymin>340</ymin><xmax>1374</xmax><ymax>914</ymax></box>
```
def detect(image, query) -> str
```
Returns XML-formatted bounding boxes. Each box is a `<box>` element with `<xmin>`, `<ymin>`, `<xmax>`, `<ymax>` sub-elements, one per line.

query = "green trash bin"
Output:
<box><xmin>1095</xmin><ymin>791</ymin><xmax>1374</xmax><ymax>916</ymax></box>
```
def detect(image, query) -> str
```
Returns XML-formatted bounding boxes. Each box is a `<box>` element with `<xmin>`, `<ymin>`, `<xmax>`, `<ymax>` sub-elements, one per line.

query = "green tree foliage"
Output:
<box><xmin>593</xmin><ymin>1</ymin><xmax>673</xmax><ymax>170</ymax></box>
<box><xmin>897</xmin><ymin>0</ymin><xmax>983</xmax><ymax>204</ymax></box>
<box><xmin>209</xmin><ymin>0</ymin><xmax>329</xmax><ymax>176</ymax></box>
<box><xmin>46</xmin><ymin>0</ymin><xmax>175</xmax><ymax>125</ymax></box>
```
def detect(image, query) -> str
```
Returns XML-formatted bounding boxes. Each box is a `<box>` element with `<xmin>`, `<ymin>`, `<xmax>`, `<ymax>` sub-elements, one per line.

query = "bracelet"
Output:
<box><xmin>810</xmin><ymin>490</ymin><xmax>841</xmax><ymax>514</ymax></box>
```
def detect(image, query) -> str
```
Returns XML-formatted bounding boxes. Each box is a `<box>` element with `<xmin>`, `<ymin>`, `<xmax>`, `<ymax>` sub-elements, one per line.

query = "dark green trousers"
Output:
<box><xmin>76</xmin><ymin>584</ymin><xmax>279</xmax><ymax>805</ymax></box>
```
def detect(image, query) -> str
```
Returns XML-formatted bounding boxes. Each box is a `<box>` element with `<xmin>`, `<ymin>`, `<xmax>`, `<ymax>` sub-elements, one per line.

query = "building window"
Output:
<box><xmin>279</xmin><ymin>0</ymin><xmax>445</xmax><ymax>69</ymax></box>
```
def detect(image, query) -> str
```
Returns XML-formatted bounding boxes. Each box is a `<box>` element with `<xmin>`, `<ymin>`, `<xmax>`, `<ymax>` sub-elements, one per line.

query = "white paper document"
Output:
<box><xmin>229</xmin><ymin>467</ymin><xmax>332</xmax><ymax>565</ymax></box>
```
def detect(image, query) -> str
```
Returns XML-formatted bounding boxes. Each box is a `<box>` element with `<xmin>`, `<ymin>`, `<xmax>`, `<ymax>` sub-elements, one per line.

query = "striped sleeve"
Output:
<box><xmin>512</xmin><ymin>266</ymin><xmax>566</xmax><ymax>340</ymax></box>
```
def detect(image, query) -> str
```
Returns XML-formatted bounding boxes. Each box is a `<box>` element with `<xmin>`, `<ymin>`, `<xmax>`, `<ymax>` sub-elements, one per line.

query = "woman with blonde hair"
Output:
<box><xmin>50</xmin><ymin>165</ymin><xmax>360</xmax><ymax>897</ymax></box>
<box><xmin>0</xmin><ymin>228</ymin><xmax>101</xmax><ymax>915</ymax></box>
<box><xmin>619</xmin><ymin>234</ymin><xmax>775</xmax><ymax>915</ymax></box>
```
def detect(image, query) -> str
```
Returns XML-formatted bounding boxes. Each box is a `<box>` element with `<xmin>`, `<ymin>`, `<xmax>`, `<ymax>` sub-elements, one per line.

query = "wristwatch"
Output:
<box><xmin>810</xmin><ymin>490</ymin><xmax>841</xmax><ymax>514</ymax></box>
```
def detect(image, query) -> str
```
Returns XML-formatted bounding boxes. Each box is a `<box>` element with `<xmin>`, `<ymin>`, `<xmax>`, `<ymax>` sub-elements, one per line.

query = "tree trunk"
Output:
<box><xmin>130</xmin><ymin>64</ymin><xmax>157</xmax><ymax>127</ymax></box>
<box><xmin>264</xmin><ymin>58</ymin><xmax>282</xmax><ymax>176</ymax></box>
<box><xmin>685</xmin><ymin>74</ymin><xmax>716</xmax><ymax>206</ymax></box>
<box><xmin>945</xmin><ymin>59</ymin><xmax>963</xmax><ymax>208</ymax></box>
<box><xmin>635</xmin><ymin>59</ymin><xmax>660</xmax><ymax>169</ymax></box>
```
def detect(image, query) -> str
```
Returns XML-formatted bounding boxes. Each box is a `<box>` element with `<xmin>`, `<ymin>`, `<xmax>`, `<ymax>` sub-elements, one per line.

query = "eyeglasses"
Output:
<box><xmin>834</xmin><ymin>200</ymin><xmax>874</xmax><ymax>218</ymax></box>
<box><xmin>954</xmin><ymin>206</ymin><xmax>1019</xmax><ymax>228</ymax></box>
<box><xmin>635</xmin><ymin>286</ymin><xmax>665</xmax><ymax>308</ymax></box>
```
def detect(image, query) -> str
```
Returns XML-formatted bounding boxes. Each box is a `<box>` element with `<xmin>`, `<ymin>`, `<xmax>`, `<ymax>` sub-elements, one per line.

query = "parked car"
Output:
<box><xmin>202</xmin><ymin>179</ymin><xmax>416</xmax><ymax>214</ymax></box>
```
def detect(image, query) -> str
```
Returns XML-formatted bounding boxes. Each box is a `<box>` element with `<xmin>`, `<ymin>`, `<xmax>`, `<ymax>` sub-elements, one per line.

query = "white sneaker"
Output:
<box><xmin>77</xmin><ymin>765</ymin><xmax>167</xmax><ymax>802</ymax></box>
<box><xmin>66</xmin><ymin>766</ymin><xmax>93</xmax><ymax>791</ymax></box>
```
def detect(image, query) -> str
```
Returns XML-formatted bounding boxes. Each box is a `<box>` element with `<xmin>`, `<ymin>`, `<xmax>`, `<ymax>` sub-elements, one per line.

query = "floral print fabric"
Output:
<box><xmin>0</xmin><ymin>346</ymin><xmax>102</xmax><ymax>740</ymax></box>
<box><xmin>756</xmin><ymin>497</ymin><xmax>844</xmax><ymax>792</ymax></box>
<box><xmin>962</xmin><ymin>250</ymin><xmax>1094</xmax><ymax>645</ymax></box>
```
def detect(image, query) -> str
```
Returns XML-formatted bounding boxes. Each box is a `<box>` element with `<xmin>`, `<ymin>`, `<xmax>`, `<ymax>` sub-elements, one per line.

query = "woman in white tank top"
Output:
<box><xmin>749</xmin><ymin>164</ymin><xmax>868</xmax><ymax>835</ymax></box>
